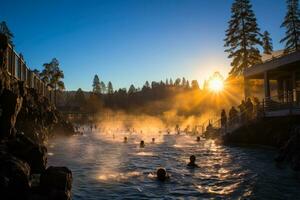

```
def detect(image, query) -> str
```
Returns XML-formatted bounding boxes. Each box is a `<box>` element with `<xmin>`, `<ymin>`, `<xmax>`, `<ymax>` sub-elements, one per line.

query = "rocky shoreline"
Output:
<box><xmin>0</xmin><ymin>50</ymin><xmax>75</xmax><ymax>199</ymax></box>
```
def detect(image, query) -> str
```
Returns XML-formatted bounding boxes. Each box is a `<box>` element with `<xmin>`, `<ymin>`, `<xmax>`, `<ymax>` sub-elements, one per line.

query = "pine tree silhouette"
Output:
<box><xmin>224</xmin><ymin>0</ymin><xmax>262</xmax><ymax>75</ymax></box>
<box><xmin>280</xmin><ymin>0</ymin><xmax>300</xmax><ymax>53</ymax></box>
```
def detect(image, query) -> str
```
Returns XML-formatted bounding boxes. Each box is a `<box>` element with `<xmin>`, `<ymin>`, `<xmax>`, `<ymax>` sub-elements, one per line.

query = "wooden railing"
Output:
<box><xmin>4</xmin><ymin>44</ymin><xmax>53</xmax><ymax>100</ymax></box>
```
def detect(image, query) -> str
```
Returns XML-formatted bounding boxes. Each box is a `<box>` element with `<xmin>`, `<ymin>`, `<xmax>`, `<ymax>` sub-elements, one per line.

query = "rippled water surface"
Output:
<box><xmin>48</xmin><ymin>128</ymin><xmax>300</xmax><ymax>199</ymax></box>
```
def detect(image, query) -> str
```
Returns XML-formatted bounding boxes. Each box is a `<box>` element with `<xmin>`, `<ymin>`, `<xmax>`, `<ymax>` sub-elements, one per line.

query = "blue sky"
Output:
<box><xmin>1</xmin><ymin>0</ymin><xmax>286</xmax><ymax>91</ymax></box>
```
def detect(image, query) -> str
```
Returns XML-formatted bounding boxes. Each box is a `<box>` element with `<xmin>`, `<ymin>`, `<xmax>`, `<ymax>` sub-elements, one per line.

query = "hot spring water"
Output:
<box><xmin>47</xmin><ymin>127</ymin><xmax>300</xmax><ymax>199</ymax></box>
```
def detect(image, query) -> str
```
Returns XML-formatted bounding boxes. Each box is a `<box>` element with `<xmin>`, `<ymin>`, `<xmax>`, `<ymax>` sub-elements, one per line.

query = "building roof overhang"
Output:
<box><xmin>244</xmin><ymin>51</ymin><xmax>300</xmax><ymax>79</ymax></box>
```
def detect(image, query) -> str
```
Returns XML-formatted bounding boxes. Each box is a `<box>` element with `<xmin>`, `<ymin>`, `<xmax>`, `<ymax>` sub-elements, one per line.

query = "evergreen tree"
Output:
<box><xmin>224</xmin><ymin>0</ymin><xmax>262</xmax><ymax>75</ymax></box>
<box><xmin>191</xmin><ymin>80</ymin><xmax>200</xmax><ymax>90</ymax></box>
<box><xmin>262</xmin><ymin>31</ymin><xmax>273</xmax><ymax>54</ymax></box>
<box><xmin>166</xmin><ymin>78</ymin><xmax>169</xmax><ymax>85</ymax></box>
<box><xmin>107</xmin><ymin>81</ymin><xmax>113</xmax><ymax>94</ymax></box>
<box><xmin>0</xmin><ymin>21</ymin><xmax>14</xmax><ymax>47</ymax></box>
<box><xmin>40</xmin><ymin>58</ymin><xmax>65</xmax><ymax>105</ymax></box>
<box><xmin>182</xmin><ymin>77</ymin><xmax>186</xmax><ymax>86</ymax></box>
<box><xmin>144</xmin><ymin>81</ymin><xmax>150</xmax><ymax>88</ymax></box>
<box><xmin>128</xmin><ymin>84</ymin><xmax>136</xmax><ymax>94</ymax></box>
<box><xmin>280</xmin><ymin>0</ymin><xmax>300</xmax><ymax>52</ymax></box>
<box><xmin>169</xmin><ymin>78</ymin><xmax>173</xmax><ymax>86</ymax></box>
<box><xmin>100</xmin><ymin>81</ymin><xmax>106</xmax><ymax>94</ymax></box>
<box><xmin>174</xmin><ymin>78</ymin><xmax>181</xmax><ymax>86</ymax></box>
<box><xmin>186</xmin><ymin>80</ymin><xmax>190</xmax><ymax>88</ymax></box>
<box><xmin>92</xmin><ymin>74</ymin><xmax>101</xmax><ymax>94</ymax></box>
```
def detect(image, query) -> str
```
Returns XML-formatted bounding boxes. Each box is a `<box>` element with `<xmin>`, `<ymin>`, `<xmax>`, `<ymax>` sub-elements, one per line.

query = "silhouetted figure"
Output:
<box><xmin>184</xmin><ymin>125</ymin><xmax>190</xmax><ymax>134</ymax></box>
<box><xmin>140</xmin><ymin>140</ymin><xmax>145</xmax><ymax>148</ymax></box>
<box><xmin>206</xmin><ymin>121</ymin><xmax>213</xmax><ymax>132</ymax></box>
<box><xmin>192</xmin><ymin>126</ymin><xmax>198</xmax><ymax>135</ymax></box>
<box><xmin>238</xmin><ymin>100</ymin><xmax>246</xmax><ymax>123</ymax></box>
<box><xmin>152</xmin><ymin>138</ymin><xmax>155</xmax><ymax>143</ymax></box>
<box><xmin>187</xmin><ymin>155</ymin><xmax>199</xmax><ymax>168</ymax></box>
<box><xmin>221</xmin><ymin>109</ymin><xmax>227</xmax><ymax>129</ymax></box>
<box><xmin>175</xmin><ymin>124</ymin><xmax>180</xmax><ymax>134</ymax></box>
<box><xmin>156</xmin><ymin>168</ymin><xmax>169</xmax><ymax>181</ymax></box>
<box><xmin>196</xmin><ymin>136</ymin><xmax>200</xmax><ymax>142</ymax></box>
<box><xmin>253</xmin><ymin>97</ymin><xmax>261</xmax><ymax>118</ymax></box>
<box><xmin>124</xmin><ymin>137</ymin><xmax>128</xmax><ymax>143</ymax></box>
<box><xmin>229</xmin><ymin>106</ymin><xmax>238</xmax><ymax>126</ymax></box>
<box><xmin>246</xmin><ymin>98</ymin><xmax>254</xmax><ymax>121</ymax></box>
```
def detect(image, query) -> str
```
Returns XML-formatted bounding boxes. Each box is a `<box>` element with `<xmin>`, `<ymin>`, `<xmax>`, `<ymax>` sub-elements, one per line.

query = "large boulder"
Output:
<box><xmin>8</xmin><ymin>134</ymin><xmax>47</xmax><ymax>174</ymax></box>
<box><xmin>0</xmin><ymin>89</ymin><xmax>23</xmax><ymax>139</ymax></box>
<box><xmin>40</xmin><ymin>166</ymin><xmax>72</xmax><ymax>200</ymax></box>
<box><xmin>0</xmin><ymin>154</ymin><xmax>31</xmax><ymax>199</ymax></box>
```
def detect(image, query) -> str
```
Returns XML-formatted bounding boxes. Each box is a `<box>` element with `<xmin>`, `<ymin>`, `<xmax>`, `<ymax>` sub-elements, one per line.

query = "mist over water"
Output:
<box><xmin>48</xmin><ymin>126</ymin><xmax>300</xmax><ymax>199</ymax></box>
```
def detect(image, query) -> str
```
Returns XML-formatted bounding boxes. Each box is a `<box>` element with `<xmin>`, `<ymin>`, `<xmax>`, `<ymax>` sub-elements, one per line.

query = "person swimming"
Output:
<box><xmin>140</xmin><ymin>140</ymin><xmax>145</xmax><ymax>148</ymax></box>
<box><xmin>187</xmin><ymin>155</ymin><xmax>199</xmax><ymax>168</ymax></box>
<box><xmin>152</xmin><ymin>138</ymin><xmax>155</xmax><ymax>143</ymax></box>
<box><xmin>156</xmin><ymin>168</ymin><xmax>169</xmax><ymax>181</ymax></box>
<box><xmin>196</xmin><ymin>136</ymin><xmax>200</xmax><ymax>142</ymax></box>
<box><xmin>124</xmin><ymin>137</ymin><xmax>128</xmax><ymax>143</ymax></box>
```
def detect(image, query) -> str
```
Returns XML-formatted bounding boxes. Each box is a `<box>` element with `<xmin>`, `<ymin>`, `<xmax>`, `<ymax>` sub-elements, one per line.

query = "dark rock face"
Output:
<box><xmin>8</xmin><ymin>134</ymin><xmax>47</xmax><ymax>174</ymax></box>
<box><xmin>0</xmin><ymin>89</ymin><xmax>23</xmax><ymax>139</ymax></box>
<box><xmin>275</xmin><ymin>127</ymin><xmax>300</xmax><ymax>171</ymax></box>
<box><xmin>223</xmin><ymin>117</ymin><xmax>300</xmax><ymax>147</ymax></box>
<box><xmin>223</xmin><ymin>116</ymin><xmax>300</xmax><ymax>171</ymax></box>
<box><xmin>40</xmin><ymin>166</ymin><xmax>72</xmax><ymax>200</ymax></box>
<box><xmin>0</xmin><ymin>154</ymin><xmax>31</xmax><ymax>199</ymax></box>
<box><xmin>0</xmin><ymin>34</ymin><xmax>73</xmax><ymax>199</ymax></box>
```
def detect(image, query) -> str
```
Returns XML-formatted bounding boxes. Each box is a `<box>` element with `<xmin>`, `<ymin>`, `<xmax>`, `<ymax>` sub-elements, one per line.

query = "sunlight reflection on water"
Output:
<box><xmin>97</xmin><ymin>171</ymin><xmax>142</xmax><ymax>181</ymax></box>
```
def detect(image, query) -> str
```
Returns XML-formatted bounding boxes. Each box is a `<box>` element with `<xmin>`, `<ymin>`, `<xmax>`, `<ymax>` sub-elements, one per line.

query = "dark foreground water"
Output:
<box><xmin>48</xmin><ymin>128</ymin><xmax>300</xmax><ymax>200</ymax></box>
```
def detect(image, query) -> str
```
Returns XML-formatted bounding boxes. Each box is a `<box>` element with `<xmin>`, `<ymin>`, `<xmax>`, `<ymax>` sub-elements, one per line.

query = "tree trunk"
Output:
<box><xmin>54</xmin><ymin>83</ymin><xmax>57</xmax><ymax>107</ymax></box>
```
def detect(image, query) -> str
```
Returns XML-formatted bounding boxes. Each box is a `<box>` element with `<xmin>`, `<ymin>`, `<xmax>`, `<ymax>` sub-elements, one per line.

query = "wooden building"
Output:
<box><xmin>244</xmin><ymin>50</ymin><xmax>300</xmax><ymax>117</ymax></box>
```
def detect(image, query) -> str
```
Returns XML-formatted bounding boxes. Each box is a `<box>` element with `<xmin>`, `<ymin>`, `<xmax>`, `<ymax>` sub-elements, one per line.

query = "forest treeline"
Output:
<box><xmin>59</xmin><ymin>77</ymin><xmax>204</xmax><ymax>115</ymax></box>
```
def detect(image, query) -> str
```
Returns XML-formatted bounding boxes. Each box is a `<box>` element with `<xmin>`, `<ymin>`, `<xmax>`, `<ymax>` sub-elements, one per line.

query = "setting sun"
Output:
<box><xmin>208</xmin><ymin>72</ymin><xmax>224</xmax><ymax>93</ymax></box>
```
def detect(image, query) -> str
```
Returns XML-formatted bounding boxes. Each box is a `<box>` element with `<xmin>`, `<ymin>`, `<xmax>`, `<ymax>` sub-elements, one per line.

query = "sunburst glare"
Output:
<box><xmin>208</xmin><ymin>71</ymin><xmax>224</xmax><ymax>93</ymax></box>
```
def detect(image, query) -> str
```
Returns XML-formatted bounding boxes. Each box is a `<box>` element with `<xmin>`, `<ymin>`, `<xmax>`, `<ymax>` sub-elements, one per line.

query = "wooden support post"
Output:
<box><xmin>292</xmin><ymin>71</ymin><xmax>297</xmax><ymax>103</ymax></box>
<box><xmin>277</xmin><ymin>79</ymin><xmax>284</xmax><ymax>103</ymax></box>
<box><xmin>264</xmin><ymin>71</ymin><xmax>270</xmax><ymax>100</ymax></box>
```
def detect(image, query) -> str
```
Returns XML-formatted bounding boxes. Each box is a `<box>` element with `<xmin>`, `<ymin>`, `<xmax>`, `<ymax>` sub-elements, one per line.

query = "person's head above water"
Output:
<box><xmin>156</xmin><ymin>168</ymin><xmax>167</xmax><ymax>181</ymax></box>
<box><xmin>190</xmin><ymin>155</ymin><xmax>196</xmax><ymax>164</ymax></box>
<box><xmin>187</xmin><ymin>155</ymin><xmax>199</xmax><ymax>168</ymax></box>
<box><xmin>152</xmin><ymin>138</ymin><xmax>155</xmax><ymax>142</ymax></box>
<box><xmin>140</xmin><ymin>140</ymin><xmax>145</xmax><ymax>147</ymax></box>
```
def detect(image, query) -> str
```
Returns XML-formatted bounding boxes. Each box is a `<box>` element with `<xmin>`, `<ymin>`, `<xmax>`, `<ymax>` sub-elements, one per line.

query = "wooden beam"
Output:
<box><xmin>264</xmin><ymin>71</ymin><xmax>270</xmax><ymax>99</ymax></box>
